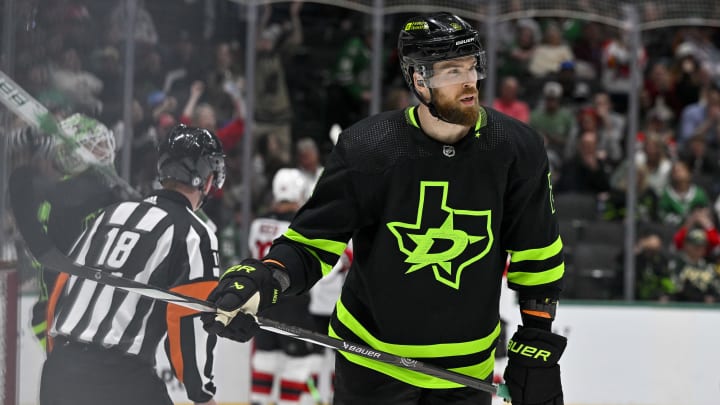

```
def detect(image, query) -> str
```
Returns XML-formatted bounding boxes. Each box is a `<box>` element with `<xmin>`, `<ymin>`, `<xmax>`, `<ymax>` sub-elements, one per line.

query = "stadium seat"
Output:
<box><xmin>570</xmin><ymin>243</ymin><xmax>622</xmax><ymax>299</ymax></box>
<box><xmin>579</xmin><ymin>220</ymin><xmax>625</xmax><ymax>247</ymax></box>
<box><xmin>554</xmin><ymin>193</ymin><xmax>599</xmax><ymax>221</ymax></box>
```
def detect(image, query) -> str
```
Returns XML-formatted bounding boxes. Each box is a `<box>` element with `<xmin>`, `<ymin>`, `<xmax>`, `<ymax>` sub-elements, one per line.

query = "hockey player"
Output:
<box><xmin>247</xmin><ymin>168</ymin><xmax>319</xmax><ymax>405</ymax></box>
<box><xmin>38</xmin><ymin>124</ymin><xmax>225</xmax><ymax>405</ymax></box>
<box><xmin>204</xmin><ymin>12</ymin><xmax>566</xmax><ymax>405</ymax></box>
<box><xmin>9</xmin><ymin>114</ymin><xmax>125</xmax><ymax>351</ymax></box>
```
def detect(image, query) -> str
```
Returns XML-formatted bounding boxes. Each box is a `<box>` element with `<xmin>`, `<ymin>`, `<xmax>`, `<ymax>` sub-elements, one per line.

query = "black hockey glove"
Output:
<box><xmin>202</xmin><ymin>259</ymin><xmax>284</xmax><ymax>342</ymax></box>
<box><xmin>503</xmin><ymin>326</ymin><xmax>567</xmax><ymax>405</ymax></box>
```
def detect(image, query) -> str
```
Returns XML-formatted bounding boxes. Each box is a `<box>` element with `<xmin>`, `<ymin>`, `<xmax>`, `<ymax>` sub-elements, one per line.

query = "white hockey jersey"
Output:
<box><xmin>248</xmin><ymin>215</ymin><xmax>292</xmax><ymax>260</ymax></box>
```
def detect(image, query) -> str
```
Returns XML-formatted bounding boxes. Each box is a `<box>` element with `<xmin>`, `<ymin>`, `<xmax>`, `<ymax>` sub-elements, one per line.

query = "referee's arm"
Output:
<box><xmin>166</xmin><ymin>226</ymin><xmax>220</xmax><ymax>403</ymax></box>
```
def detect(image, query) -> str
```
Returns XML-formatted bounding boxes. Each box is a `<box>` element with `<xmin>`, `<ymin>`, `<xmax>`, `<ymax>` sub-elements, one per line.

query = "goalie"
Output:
<box><xmin>8</xmin><ymin>113</ymin><xmax>124</xmax><ymax>352</ymax></box>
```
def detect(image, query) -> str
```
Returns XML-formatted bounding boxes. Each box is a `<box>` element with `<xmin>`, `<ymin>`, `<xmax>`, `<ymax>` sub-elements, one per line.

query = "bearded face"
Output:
<box><xmin>417</xmin><ymin>56</ymin><xmax>481</xmax><ymax>126</ymax></box>
<box><xmin>432</xmin><ymin>85</ymin><xmax>479</xmax><ymax>127</ymax></box>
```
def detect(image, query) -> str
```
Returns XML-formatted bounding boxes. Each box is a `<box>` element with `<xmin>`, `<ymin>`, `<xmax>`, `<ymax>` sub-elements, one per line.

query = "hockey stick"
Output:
<box><xmin>12</xmin><ymin>196</ymin><xmax>509</xmax><ymax>400</ymax></box>
<box><xmin>39</xmin><ymin>247</ymin><xmax>509</xmax><ymax>399</ymax></box>
<box><xmin>0</xmin><ymin>69</ymin><xmax>140</xmax><ymax>199</ymax></box>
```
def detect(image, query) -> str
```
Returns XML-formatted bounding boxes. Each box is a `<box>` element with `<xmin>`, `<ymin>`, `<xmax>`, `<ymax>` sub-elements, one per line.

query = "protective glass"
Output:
<box><xmin>421</xmin><ymin>52</ymin><xmax>487</xmax><ymax>88</ymax></box>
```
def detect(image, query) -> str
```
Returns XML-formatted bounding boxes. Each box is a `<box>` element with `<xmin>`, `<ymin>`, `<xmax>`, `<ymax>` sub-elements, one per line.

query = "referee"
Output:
<box><xmin>40</xmin><ymin>124</ymin><xmax>226</xmax><ymax>405</ymax></box>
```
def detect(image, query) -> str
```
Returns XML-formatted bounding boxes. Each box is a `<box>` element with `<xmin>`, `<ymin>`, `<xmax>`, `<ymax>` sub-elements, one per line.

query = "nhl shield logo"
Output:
<box><xmin>442</xmin><ymin>145</ymin><xmax>455</xmax><ymax>157</ymax></box>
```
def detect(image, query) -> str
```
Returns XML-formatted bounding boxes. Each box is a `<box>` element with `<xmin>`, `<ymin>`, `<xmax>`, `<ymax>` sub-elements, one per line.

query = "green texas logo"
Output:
<box><xmin>387</xmin><ymin>181</ymin><xmax>493</xmax><ymax>289</ymax></box>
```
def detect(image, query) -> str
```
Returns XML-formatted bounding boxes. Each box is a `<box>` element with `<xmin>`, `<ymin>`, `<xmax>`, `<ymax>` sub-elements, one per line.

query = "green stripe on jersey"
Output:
<box><xmin>508</xmin><ymin>235</ymin><xmax>563</xmax><ymax>262</ymax></box>
<box><xmin>283</xmin><ymin>228</ymin><xmax>347</xmax><ymax>276</ymax></box>
<box><xmin>335</xmin><ymin>299</ymin><xmax>500</xmax><ymax>357</ymax></box>
<box><xmin>507</xmin><ymin>262</ymin><xmax>565</xmax><ymax>286</ymax></box>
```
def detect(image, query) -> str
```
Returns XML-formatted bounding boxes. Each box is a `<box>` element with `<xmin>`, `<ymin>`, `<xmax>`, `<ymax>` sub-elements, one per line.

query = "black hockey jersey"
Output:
<box><xmin>266</xmin><ymin>106</ymin><xmax>564</xmax><ymax>388</ymax></box>
<box><xmin>10</xmin><ymin>166</ymin><xmax>122</xmax><ymax>295</ymax></box>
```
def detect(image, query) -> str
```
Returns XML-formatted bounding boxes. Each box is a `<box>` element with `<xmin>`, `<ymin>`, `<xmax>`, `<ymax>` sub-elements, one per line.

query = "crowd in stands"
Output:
<box><xmin>6</xmin><ymin>0</ymin><xmax>720</xmax><ymax>303</ymax></box>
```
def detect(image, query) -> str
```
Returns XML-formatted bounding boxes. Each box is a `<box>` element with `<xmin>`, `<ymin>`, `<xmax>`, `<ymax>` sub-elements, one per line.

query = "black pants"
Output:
<box><xmin>40</xmin><ymin>338</ymin><xmax>172</xmax><ymax>405</ymax></box>
<box><xmin>333</xmin><ymin>353</ymin><xmax>492</xmax><ymax>405</ymax></box>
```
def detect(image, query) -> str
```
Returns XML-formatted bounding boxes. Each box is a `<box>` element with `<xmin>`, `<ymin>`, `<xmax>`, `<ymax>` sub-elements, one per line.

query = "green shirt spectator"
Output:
<box><xmin>658</xmin><ymin>161</ymin><xmax>710</xmax><ymax>226</ymax></box>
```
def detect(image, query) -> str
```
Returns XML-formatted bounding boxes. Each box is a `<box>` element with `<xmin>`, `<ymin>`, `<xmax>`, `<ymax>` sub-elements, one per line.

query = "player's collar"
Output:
<box><xmin>404</xmin><ymin>105</ymin><xmax>488</xmax><ymax>137</ymax></box>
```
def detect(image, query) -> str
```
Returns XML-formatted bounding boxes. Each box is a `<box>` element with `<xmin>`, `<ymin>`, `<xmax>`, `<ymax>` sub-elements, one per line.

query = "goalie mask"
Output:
<box><xmin>55</xmin><ymin>114</ymin><xmax>116</xmax><ymax>175</ymax></box>
<box><xmin>157</xmin><ymin>124</ymin><xmax>226</xmax><ymax>192</ymax></box>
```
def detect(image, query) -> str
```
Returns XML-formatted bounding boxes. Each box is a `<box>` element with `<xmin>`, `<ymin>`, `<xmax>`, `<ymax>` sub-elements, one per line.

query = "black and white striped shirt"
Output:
<box><xmin>49</xmin><ymin>189</ymin><xmax>219</xmax><ymax>402</ymax></box>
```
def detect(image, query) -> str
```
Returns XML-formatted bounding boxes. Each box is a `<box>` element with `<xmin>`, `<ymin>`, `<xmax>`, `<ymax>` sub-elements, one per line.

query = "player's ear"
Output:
<box><xmin>413</xmin><ymin>72</ymin><xmax>429</xmax><ymax>98</ymax></box>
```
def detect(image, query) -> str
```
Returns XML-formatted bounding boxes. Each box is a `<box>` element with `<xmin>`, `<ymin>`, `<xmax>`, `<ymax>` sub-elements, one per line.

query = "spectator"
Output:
<box><xmin>496</xmin><ymin>11</ymin><xmax>540</xmax><ymax>53</ymax></box>
<box><xmin>554</xmin><ymin>61</ymin><xmax>593</xmax><ymax>106</ymax></box>
<box><xmin>501</xmin><ymin>20</ymin><xmax>538</xmax><ymax>79</ymax></box>
<box><xmin>605</xmin><ymin>164</ymin><xmax>658</xmax><ymax>223</ymax></box>
<box><xmin>135</xmin><ymin>49</ymin><xmax>167</xmax><ymax>101</ymax></box>
<box><xmin>48</xmin><ymin>47</ymin><xmax>104</xmax><ymax>116</ymax></box>
<box><xmin>91</xmin><ymin>46</ymin><xmax>124</xmax><ymax>124</ymax></box>
<box><xmin>601</xmin><ymin>30</ymin><xmax>647</xmax><ymax>112</ymax></box>
<box><xmin>679</xmin><ymin>133</ymin><xmax>720</xmax><ymax>179</ymax></box>
<box><xmin>295</xmin><ymin>137</ymin><xmax>323</xmax><ymax>201</ymax></box>
<box><xmin>205</xmin><ymin>42</ymin><xmax>242</xmax><ymax>125</ymax></box>
<box><xmin>669</xmin><ymin>227</ymin><xmax>720</xmax><ymax>303</ymax></box>
<box><xmin>658</xmin><ymin>161</ymin><xmax>710</xmax><ymax>226</ymax></box>
<box><xmin>108</xmin><ymin>0</ymin><xmax>157</xmax><ymax>46</ymax></box>
<box><xmin>642</xmin><ymin>103</ymin><xmax>676</xmax><ymax>151</ymax></box>
<box><xmin>555</xmin><ymin>131</ymin><xmax>611</xmax><ymax>194</ymax></box>
<box><xmin>672</xmin><ymin>44</ymin><xmax>704</xmax><ymax>111</ymax></box>
<box><xmin>180</xmin><ymin>80</ymin><xmax>244</xmax><ymax>152</ymax></box>
<box><xmin>572</xmin><ymin>22</ymin><xmax>604</xmax><ymax>77</ymax></box>
<box><xmin>593</xmin><ymin>92</ymin><xmax>626</xmax><ymax>164</ymax></box>
<box><xmin>529</xmin><ymin>81</ymin><xmax>574</xmax><ymax>156</ymax></box>
<box><xmin>326</xmin><ymin>26</ymin><xmax>373</xmax><ymax>129</ymax></box>
<box><xmin>492</xmin><ymin>76</ymin><xmax>530</xmax><ymax>123</ymax></box>
<box><xmin>254</xmin><ymin>1</ymin><xmax>304</xmax><ymax>170</ymax></box>
<box><xmin>628</xmin><ymin>233</ymin><xmax>674</xmax><ymax>302</ymax></box>
<box><xmin>164</xmin><ymin>30</ymin><xmax>206</xmax><ymax>94</ymax></box>
<box><xmin>179</xmin><ymin>80</ymin><xmax>245</xmax><ymax>223</ymax></box>
<box><xmin>636</xmin><ymin>134</ymin><xmax>673</xmax><ymax>197</ymax></box>
<box><xmin>564</xmin><ymin>106</ymin><xmax>601</xmax><ymax>160</ymax></box>
<box><xmin>673</xmin><ymin>205</ymin><xmax>720</xmax><ymax>257</ymax></box>
<box><xmin>642</xmin><ymin>61</ymin><xmax>682</xmax><ymax>119</ymax></box>
<box><xmin>528</xmin><ymin>22</ymin><xmax>574</xmax><ymax>78</ymax></box>
<box><xmin>674</xmin><ymin>28</ymin><xmax>720</xmax><ymax>78</ymax></box>
<box><xmin>679</xmin><ymin>79</ymin><xmax>720</xmax><ymax>148</ymax></box>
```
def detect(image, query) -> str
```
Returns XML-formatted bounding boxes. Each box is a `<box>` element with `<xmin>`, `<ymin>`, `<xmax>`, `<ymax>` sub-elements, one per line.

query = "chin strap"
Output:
<box><xmin>413</xmin><ymin>86</ymin><xmax>454</xmax><ymax>123</ymax></box>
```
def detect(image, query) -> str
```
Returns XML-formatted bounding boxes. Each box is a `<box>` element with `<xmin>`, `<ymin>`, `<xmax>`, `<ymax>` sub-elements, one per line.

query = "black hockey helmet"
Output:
<box><xmin>398</xmin><ymin>12</ymin><xmax>486</xmax><ymax>90</ymax></box>
<box><xmin>157</xmin><ymin>124</ymin><xmax>226</xmax><ymax>191</ymax></box>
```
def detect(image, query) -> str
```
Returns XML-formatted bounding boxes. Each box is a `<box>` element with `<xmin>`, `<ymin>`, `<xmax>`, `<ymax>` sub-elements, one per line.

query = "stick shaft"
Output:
<box><xmin>34</xmin><ymin>248</ymin><xmax>504</xmax><ymax>397</ymax></box>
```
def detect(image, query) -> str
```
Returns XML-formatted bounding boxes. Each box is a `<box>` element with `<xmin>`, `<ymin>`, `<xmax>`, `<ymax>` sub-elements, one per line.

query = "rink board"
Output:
<box><xmin>16</xmin><ymin>296</ymin><xmax>720</xmax><ymax>405</ymax></box>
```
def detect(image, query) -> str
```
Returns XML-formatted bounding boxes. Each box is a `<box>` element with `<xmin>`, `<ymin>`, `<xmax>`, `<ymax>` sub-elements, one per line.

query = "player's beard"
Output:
<box><xmin>433</xmin><ymin>87</ymin><xmax>479</xmax><ymax>127</ymax></box>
